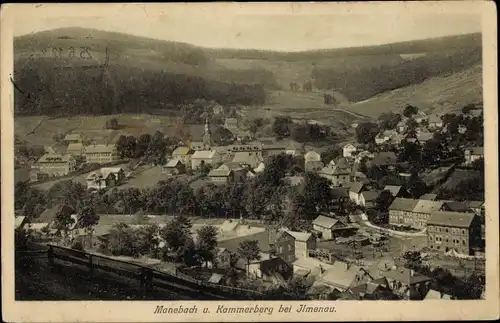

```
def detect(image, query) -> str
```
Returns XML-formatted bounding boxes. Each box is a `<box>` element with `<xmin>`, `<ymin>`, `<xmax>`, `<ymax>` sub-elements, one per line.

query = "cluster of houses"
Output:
<box><xmin>30</xmin><ymin>133</ymin><xmax>120</xmax><ymax>182</ymax></box>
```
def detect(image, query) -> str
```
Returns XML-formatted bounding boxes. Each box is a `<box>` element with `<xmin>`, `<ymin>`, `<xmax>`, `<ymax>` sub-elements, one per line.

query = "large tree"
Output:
<box><xmin>355</xmin><ymin>122</ymin><xmax>379</xmax><ymax>144</ymax></box>
<box><xmin>403</xmin><ymin>105</ymin><xmax>419</xmax><ymax>118</ymax></box>
<box><xmin>237</xmin><ymin>240</ymin><xmax>261</xmax><ymax>272</ymax></box>
<box><xmin>375</xmin><ymin>190</ymin><xmax>394</xmax><ymax>213</ymax></box>
<box><xmin>196</xmin><ymin>225</ymin><xmax>219</xmax><ymax>265</ymax></box>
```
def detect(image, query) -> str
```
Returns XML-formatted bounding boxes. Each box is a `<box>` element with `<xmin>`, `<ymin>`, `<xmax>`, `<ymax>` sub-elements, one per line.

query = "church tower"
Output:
<box><xmin>202</xmin><ymin>116</ymin><xmax>212</xmax><ymax>148</ymax></box>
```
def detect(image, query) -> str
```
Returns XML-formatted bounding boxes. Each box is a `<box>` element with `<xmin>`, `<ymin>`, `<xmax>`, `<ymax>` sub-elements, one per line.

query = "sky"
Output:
<box><xmin>13</xmin><ymin>3</ymin><xmax>483</xmax><ymax>52</ymax></box>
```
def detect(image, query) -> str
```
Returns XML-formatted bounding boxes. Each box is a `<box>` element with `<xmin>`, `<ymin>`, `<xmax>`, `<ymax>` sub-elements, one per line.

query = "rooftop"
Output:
<box><xmin>286</xmin><ymin>230</ymin><xmax>312</xmax><ymax>242</ymax></box>
<box><xmin>313</xmin><ymin>215</ymin><xmax>339</xmax><ymax>229</ymax></box>
<box><xmin>192</xmin><ymin>150</ymin><xmax>218</xmax><ymax>159</ymax></box>
<box><xmin>412</xmin><ymin>200</ymin><xmax>445</xmax><ymax>214</ymax></box>
<box><xmin>388</xmin><ymin>198</ymin><xmax>419</xmax><ymax>212</ymax></box>
<box><xmin>349</xmin><ymin>182</ymin><xmax>365</xmax><ymax>194</ymax></box>
<box><xmin>383</xmin><ymin>185</ymin><xmax>403</xmax><ymax>197</ymax></box>
<box><xmin>84</xmin><ymin>144</ymin><xmax>117</xmax><ymax>154</ymax></box>
<box><xmin>427</xmin><ymin>211</ymin><xmax>476</xmax><ymax>228</ymax></box>
<box><xmin>172</xmin><ymin>147</ymin><xmax>192</xmax><ymax>156</ymax></box>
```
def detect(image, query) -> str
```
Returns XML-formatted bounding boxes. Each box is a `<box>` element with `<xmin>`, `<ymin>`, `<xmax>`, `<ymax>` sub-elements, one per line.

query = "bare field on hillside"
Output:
<box><xmin>15</xmin><ymin>114</ymin><xmax>206</xmax><ymax>146</ymax></box>
<box><xmin>346</xmin><ymin>64</ymin><xmax>482</xmax><ymax>118</ymax></box>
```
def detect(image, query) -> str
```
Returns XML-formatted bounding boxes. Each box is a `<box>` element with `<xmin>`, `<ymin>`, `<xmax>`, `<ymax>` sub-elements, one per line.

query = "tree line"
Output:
<box><xmin>311</xmin><ymin>48</ymin><xmax>482</xmax><ymax>102</ymax></box>
<box><xmin>16</xmin><ymin>154</ymin><xmax>354</xmax><ymax>231</ymax></box>
<box><xmin>14</xmin><ymin>60</ymin><xmax>267</xmax><ymax>117</ymax></box>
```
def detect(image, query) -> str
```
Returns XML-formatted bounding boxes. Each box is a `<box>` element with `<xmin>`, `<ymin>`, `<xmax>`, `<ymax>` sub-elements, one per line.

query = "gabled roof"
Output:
<box><xmin>37</xmin><ymin>153</ymin><xmax>73</xmax><ymax>163</ymax></box>
<box><xmin>34</xmin><ymin>205</ymin><xmax>75</xmax><ymax>224</ymax></box>
<box><xmin>349</xmin><ymin>281</ymin><xmax>386</xmax><ymax>296</ymax></box>
<box><xmin>67</xmin><ymin>143</ymin><xmax>83</xmax><ymax>151</ymax></box>
<box><xmin>165</xmin><ymin>159</ymin><xmax>182</xmax><ymax>168</ymax></box>
<box><xmin>343</xmin><ymin>143</ymin><xmax>356</xmax><ymax>150</ymax></box>
<box><xmin>232</xmin><ymin>152</ymin><xmax>263</xmax><ymax>168</ymax></box>
<box><xmin>220</xmin><ymin>220</ymin><xmax>240</xmax><ymax>232</ymax></box>
<box><xmin>388</xmin><ymin>198</ymin><xmax>419</xmax><ymax>212</ymax></box>
<box><xmin>304</xmin><ymin>150</ymin><xmax>321</xmax><ymax>160</ymax></box>
<box><xmin>313</xmin><ymin>215</ymin><xmax>339</xmax><ymax>229</ymax></box>
<box><xmin>318</xmin><ymin>261</ymin><xmax>367</xmax><ymax>290</ymax></box>
<box><xmin>285</xmin><ymin>230</ymin><xmax>313</xmax><ymax>242</ymax></box>
<box><xmin>442</xmin><ymin>201</ymin><xmax>471</xmax><ymax>212</ymax></box>
<box><xmin>84</xmin><ymin>144</ymin><xmax>117</xmax><ymax>154</ymax></box>
<box><xmin>464</xmin><ymin>200</ymin><xmax>484</xmax><ymax>208</ymax></box>
<box><xmin>208</xmin><ymin>169</ymin><xmax>232</xmax><ymax>177</ymax></box>
<box><xmin>427</xmin><ymin>211</ymin><xmax>476</xmax><ymax>228</ymax></box>
<box><xmin>172</xmin><ymin>147</ymin><xmax>192</xmax><ymax>156</ymax></box>
<box><xmin>424</xmin><ymin>289</ymin><xmax>452</xmax><ymax>300</ymax></box>
<box><xmin>349</xmin><ymin>182</ymin><xmax>365</xmax><ymax>194</ymax></box>
<box><xmin>467</xmin><ymin>147</ymin><xmax>484</xmax><ymax>155</ymax></box>
<box><xmin>320</xmin><ymin>165</ymin><xmax>351</xmax><ymax>175</ymax></box>
<box><xmin>192</xmin><ymin>150</ymin><xmax>218</xmax><ymax>159</ymax></box>
<box><xmin>15</xmin><ymin>216</ymin><xmax>27</xmax><ymax>229</ymax></box>
<box><xmin>419</xmin><ymin>193</ymin><xmax>438</xmax><ymax>201</ymax></box>
<box><xmin>382</xmin><ymin>266</ymin><xmax>431</xmax><ymax>285</ymax></box>
<box><xmin>412</xmin><ymin>200</ymin><xmax>444</xmax><ymax>214</ymax></box>
<box><xmin>383</xmin><ymin>185</ymin><xmax>403</xmax><ymax>197</ymax></box>
<box><xmin>222</xmin><ymin>162</ymin><xmax>244</xmax><ymax>171</ymax></box>
<box><xmin>370</xmin><ymin>152</ymin><xmax>398</xmax><ymax>166</ymax></box>
<box><xmin>361</xmin><ymin>191</ymin><xmax>380</xmax><ymax>202</ymax></box>
<box><xmin>64</xmin><ymin>133</ymin><xmax>82</xmax><ymax>141</ymax></box>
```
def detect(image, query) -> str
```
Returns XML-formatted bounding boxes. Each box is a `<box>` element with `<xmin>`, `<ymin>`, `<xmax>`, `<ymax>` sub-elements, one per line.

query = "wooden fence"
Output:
<box><xmin>46</xmin><ymin>244</ymin><xmax>263</xmax><ymax>300</ymax></box>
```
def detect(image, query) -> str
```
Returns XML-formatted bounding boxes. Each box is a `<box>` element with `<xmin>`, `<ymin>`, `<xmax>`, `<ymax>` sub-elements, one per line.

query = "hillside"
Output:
<box><xmin>14</xmin><ymin>28</ymin><xmax>482</xmax><ymax>120</ymax></box>
<box><xmin>347</xmin><ymin>63</ymin><xmax>483</xmax><ymax>118</ymax></box>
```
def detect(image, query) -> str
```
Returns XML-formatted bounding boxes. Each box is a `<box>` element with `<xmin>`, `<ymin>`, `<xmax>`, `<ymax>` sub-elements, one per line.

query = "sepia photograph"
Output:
<box><xmin>1</xmin><ymin>2</ymin><xmax>498</xmax><ymax>322</ymax></box>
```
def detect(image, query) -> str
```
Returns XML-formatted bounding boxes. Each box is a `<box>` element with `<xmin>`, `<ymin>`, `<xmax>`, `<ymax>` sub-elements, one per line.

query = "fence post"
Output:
<box><xmin>48</xmin><ymin>245</ymin><xmax>54</xmax><ymax>267</ymax></box>
<box><xmin>88</xmin><ymin>255</ymin><xmax>94</xmax><ymax>278</ymax></box>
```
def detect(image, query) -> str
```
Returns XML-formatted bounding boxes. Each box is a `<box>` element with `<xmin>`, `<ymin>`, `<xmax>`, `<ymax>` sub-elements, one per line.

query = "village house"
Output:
<box><xmin>369</xmin><ymin>262</ymin><xmax>432</xmax><ymax>300</ymax></box>
<box><xmin>368</xmin><ymin>152</ymin><xmax>398</xmax><ymax>168</ymax></box>
<box><xmin>162</xmin><ymin>159</ymin><xmax>186</xmax><ymax>175</ymax></box>
<box><xmin>411</xmin><ymin>200</ymin><xmax>445</xmax><ymax>229</ymax></box>
<box><xmin>232</xmin><ymin>151</ymin><xmax>264</xmax><ymax>169</ymax></box>
<box><xmin>342</xmin><ymin>143</ymin><xmax>357</xmax><ymax>158</ymax></box>
<box><xmin>464</xmin><ymin>200</ymin><xmax>485</xmax><ymax>217</ymax></box>
<box><xmin>383</xmin><ymin>185</ymin><xmax>408</xmax><ymax>198</ymax></box>
<box><xmin>424</xmin><ymin>289</ymin><xmax>452</xmax><ymax>300</ymax></box>
<box><xmin>215</xmin><ymin>221</ymin><xmax>271</xmax><ymax>254</ymax></box>
<box><xmin>273</xmin><ymin>230</ymin><xmax>297</xmax><ymax>263</ymax></box>
<box><xmin>415</xmin><ymin>111</ymin><xmax>428</xmax><ymax>124</ymax></box>
<box><xmin>208</xmin><ymin>163</ymin><xmax>245</xmax><ymax>184</ymax></box>
<box><xmin>396</xmin><ymin>120</ymin><xmax>408</xmax><ymax>133</ymax></box>
<box><xmin>312</xmin><ymin>261</ymin><xmax>373</xmax><ymax>293</ymax></box>
<box><xmin>29</xmin><ymin>204</ymin><xmax>75</xmax><ymax>234</ymax></box>
<box><xmin>171</xmin><ymin>147</ymin><xmax>194</xmax><ymax>166</ymax></box>
<box><xmin>215</xmin><ymin>247</ymin><xmax>231</xmax><ymax>269</ymax></box>
<box><xmin>283</xmin><ymin>176</ymin><xmax>306</xmax><ymax>192</ymax></box>
<box><xmin>31</xmin><ymin>153</ymin><xmax>76</xmax><ymax>177</ymax></box>
<box><xmin>285</xmin><ymin>231</ymin><xmax>317</xmax><ymax>259</ymax></box>
<box><xmin>347</xmin><ymin>278</ymin><xmax>395</xmax><ymax>300</ymax></box>
<box><xmin>64</xmin><ymin>133</ymin><xmax>82</xmax><ymax>144</ymax></box>
<box><xmin>416</xmin><ymin>131</ymin><xmax>433</xmax><ymax>143</ymax></box>
<box><xmin>427</xmin><ymin>115</ymin><xmax>443</xmax><ymax>130</ymax></box>
<box><xmin>86</xmin><ymin>169</ymin><xmax>118</xmax><ymax>190</ymax></box>
<box><xmin>245</xmin><ymin>254</ymin><xmax>294</xmax><ymax>285</ymax></box>
<box><xmin>84</xmin><ymin>144</ymin><xmax>120</xmax><ymax>164</ymax></box>
<box><xmin>348</xmin><ymin>182</ymin><xmax>366</xmax><ymax>205</ymax></box>
<box><xmin>29</xmin><ymin>169</ymin><xmax>49</xmax><ymax>182</ymax></box>
<box><xmin>313</xmin><ymin>215</ymin><xmax>351</xmax><ymax>240</ymax></box>
<box><xmin>66</xmin><ymin>142</ymin><xmax>84</xmax><ymax>156</ymax></box>
<box><xmin>304</xmin><ymin>150</ymin><xmax>324</xmax><ymax>172</ymax></box>
<box><xmin>359</xmin><ymin>191</ymin><xmax>381</xmax><ymax>208</ymax></box>
<box><xmin>319</xmin><ymin>165</ymin><xmax>353</xmax><ymax>187</ymax></box>
<box><xmin>426</xmin><ymin>211</ymin><xmax>480</xmax><ymax>255</ymax></box>
<box><xmin>419</xmin><ymin>193</ymin><xmax>438</xmax><ymax>201</ymax></box>
<box><xmin>441</xmin><ymin>201</ymin><xmax>472</xmax><ymax>213</ymax></box>
<box><xmin>388</xmin><ymin>198</ymin><xmax>420</xmax><ymax>227</ymax></box>
<box><xmin>375</xmin><ymin>130</ymin><xmax>397</xmax><ymax>145</ymax></box>
<box><xmin>464</xmin><ymin>146</ymin><xmax>484</xmax><ymax>165</ymax></box>
<box><xmin>224</xmin><ymin>117</ymin><xmax>239</xmax><ymax>132</ymax></box>
<box><xmin>190</xmin><ymin>142</ymin><xmax>209</xmax><ymax>151</ymax></box>
<box><xmin>285</xmin><ymin>141</ymin><xmax>305</xmax><ymax>156</ymax></box>
<box><xmin>191</xmin><ymin>150</ymin><xmax>221</xmax><ymax>170</ymax></box>
<box><xmin>262</xmin><ymin>144</ymin><xmax>287</xmax><ymax>158</ymax></box>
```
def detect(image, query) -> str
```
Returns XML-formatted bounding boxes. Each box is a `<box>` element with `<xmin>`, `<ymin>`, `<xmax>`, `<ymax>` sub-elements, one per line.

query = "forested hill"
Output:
<box><xmin>14</xmin><ymin>28</ymin><xmax>482</xmax><ymax>118</ymax></box>
<box><xmin>13</xmin><ymin>28</ymin><xmax>274</xmax><ymax>117</ymax></box>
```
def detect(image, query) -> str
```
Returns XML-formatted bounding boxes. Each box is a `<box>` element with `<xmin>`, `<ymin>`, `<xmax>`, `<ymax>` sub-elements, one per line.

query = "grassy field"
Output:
<box><xmin>15</xmin><ymin>114</ymin><xmax>206</xmax><ymax>147</ymax></box>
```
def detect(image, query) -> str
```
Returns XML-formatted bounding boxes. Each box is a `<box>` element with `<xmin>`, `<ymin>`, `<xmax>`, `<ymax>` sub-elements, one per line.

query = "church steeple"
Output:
<box><xmin>203</xmin><ymin>116</ymin><xmax>211</xmax><ymax>148</ymax></box>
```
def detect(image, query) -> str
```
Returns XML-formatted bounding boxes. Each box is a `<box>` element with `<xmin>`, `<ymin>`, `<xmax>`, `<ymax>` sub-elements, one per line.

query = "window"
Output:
<box><xmin>288</xmin><ymin>245</ymin><xmax>292</xmax><ymax>251</ymax></box>
<box><xmin>429</xmin><ymin>236</ymin><xmax>433</xmax><ymax>241</ymax></box>
<box><xmin>445</xmin><ymin>228</ymin><xmax>449</xmax><ymax>233</ymax></box>
<box><xmin>463</xmin><ymin>240</ymin><xmax>466</xmax><ymax>245</ymax></box>
<box><xmin>462</xmin><ymin>229</ymin><xmax>466</xmax><ymax>235</ymax></box>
